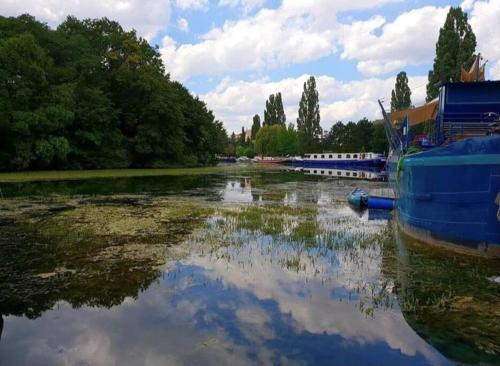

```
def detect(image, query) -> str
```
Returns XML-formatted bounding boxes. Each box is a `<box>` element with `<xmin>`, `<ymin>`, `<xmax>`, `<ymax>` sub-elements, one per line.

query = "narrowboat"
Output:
<box><xmin>379</xmin><ymin>61</ymin><xmax>500</xmax><ymax>257</ymax></box>
<box><xmin>294</xmin><ymin>152</ymin><xmax>385</xmax><ymax>168</ymax></box>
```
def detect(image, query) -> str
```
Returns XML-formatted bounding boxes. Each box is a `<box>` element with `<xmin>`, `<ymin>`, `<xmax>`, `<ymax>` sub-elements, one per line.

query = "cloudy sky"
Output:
<box><xmin>2</xmin><ymin>0</ymin><xmax>500</xmax><ymax>133</ymax></box>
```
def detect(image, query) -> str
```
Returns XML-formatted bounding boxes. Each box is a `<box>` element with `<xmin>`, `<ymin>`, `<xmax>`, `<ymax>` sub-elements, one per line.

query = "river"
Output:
<box><xmin>0</xmin><ymin>166</ymin><xmax>498</xmax><ymax>365</ymax></box>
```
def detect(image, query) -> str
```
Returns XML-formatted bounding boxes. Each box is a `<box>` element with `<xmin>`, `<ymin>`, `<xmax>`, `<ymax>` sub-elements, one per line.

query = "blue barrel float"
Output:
<box><xmin>347</xmin><ymin>188</ymin><xmax>394</xmax><ymax>210</ymax></box>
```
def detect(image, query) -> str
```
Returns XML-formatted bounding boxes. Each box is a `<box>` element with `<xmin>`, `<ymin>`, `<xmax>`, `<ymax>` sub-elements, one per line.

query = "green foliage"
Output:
<box><xmin>254</xmin><ymin>125</ymin><xmax>298</xmax><ymax>156</ymax></box>
<box><xmin>371</xmin><ymin>123</ymin><xmax>389</xmax><ymax>154</ymax></box>
<box><xmin>240</xmin><ymin>126</ymin><xmax>246</xmax><ymax>144</ymax></box>
<box><xmin>426</xmin><ymin>7</ymin><xmax>476</xmax><ymax>101</ymax></box>
<box><xmin>263</xmin><ymin>93</ymin><xmax>286</xmax><ymax>126</ymax></box>
<box><xmin>323</xmin><ymin>119</ymin><xmax>388</xmax><ymax>154</ymax></box>
<box><xmin>391</xmin><ymin>71</ymin><xmax>412</xmax><ymax>112</ymax></box>
<box><xmin>0</xmin><ymin>14</ymin><xmax>227</xmax><ymax>171</ymax></box>
<box><xmin>297</xmin><ymin>76</ymin><xmax>322</xmax><ymax>153</ymax></box>
<box><xmin>251</xmin><ymin>114</ymin><xmax>261</xmax><ymax>139</ymax></box>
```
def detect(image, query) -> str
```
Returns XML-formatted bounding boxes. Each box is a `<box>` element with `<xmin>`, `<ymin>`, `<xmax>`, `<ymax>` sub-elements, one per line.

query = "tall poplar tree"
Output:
<box><xmin>264</xmin><ymin>92</ymin><xmax>286</xmax><ymax>126</ymax></box>
<box><xmin>390</xmin><ymin>71</ymin><xmax>412</xmax><ymax>112</ymax></box>
<box><xmin>251</xmin><ymin>114</ymin><xmax>261</xmax><ymax>139</ymax></box>
<box><xmin>297</xmin><ymin>76</ymin><xmax>322</xmax><ymax>153</ymax></box>
<box><xmin>426</xmin><ymin>7</ymin><xmax>476</xmax><ymax>101</ymax></box>
<box><xmin>240</xmin><ymin>126</ymin><xmax>246</xmax><ymax>144</ymax></box>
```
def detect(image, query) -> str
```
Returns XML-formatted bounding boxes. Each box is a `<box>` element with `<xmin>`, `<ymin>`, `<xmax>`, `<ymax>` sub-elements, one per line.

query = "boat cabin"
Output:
<box><xmin>303</xmin><ymin>153</ymin><xmax>381</xmax><ymax>160</ymax></box>
<box><xmin>436</xmin><ymin>81</ymin><xmax>500</xmax><ymax>144</ymax></box>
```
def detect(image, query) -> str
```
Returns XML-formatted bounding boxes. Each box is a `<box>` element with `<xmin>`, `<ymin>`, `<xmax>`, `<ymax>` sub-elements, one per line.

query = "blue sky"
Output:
<box><xmin>159</xmin><ymin>0</ymin><xmax>462</xmax><ymax>94</ymax></box>
<box><xmin>1</xmin><ymin>0</ymin><xmax>499</xmax><ymax>132</ymax></box>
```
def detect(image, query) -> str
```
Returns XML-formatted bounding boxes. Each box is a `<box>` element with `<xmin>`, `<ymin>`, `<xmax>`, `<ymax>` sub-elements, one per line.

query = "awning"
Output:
<box><xmin>389</xmin><ymin>100</ymin><xmax>438</xmax><ymax>126</ymax></box>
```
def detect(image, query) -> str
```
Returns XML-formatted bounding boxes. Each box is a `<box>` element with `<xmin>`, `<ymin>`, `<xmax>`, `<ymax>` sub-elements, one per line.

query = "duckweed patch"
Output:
<box><xmin>0</xmin><ymin>196</ymin><xmax>215</xmax><ymax>318</ymax></box>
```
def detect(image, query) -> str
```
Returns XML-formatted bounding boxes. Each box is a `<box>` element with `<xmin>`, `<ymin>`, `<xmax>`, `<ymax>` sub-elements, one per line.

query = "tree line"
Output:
<box><xmin>225</xmin><ymin>75</ymin><xmax>388</xmax><ymax>157</ymax></box>
<box><xmin>1</xmin><ymin>6</ymin><xmax>477</xmax><ymax>169</ymax></box>
<box><xmin>0</xmin><ymin>14</ymin><xmax>227</xmax><ymax>171</ymax></box>
<box><xmin>230</xmin><ymin>6</ymin><xmax>478</xmax><ymax>158</ymax></box>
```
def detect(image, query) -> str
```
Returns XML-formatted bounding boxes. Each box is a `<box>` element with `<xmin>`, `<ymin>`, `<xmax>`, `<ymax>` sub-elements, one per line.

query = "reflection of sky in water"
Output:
<box><xmin>0</xmin><ymin>174</ymin><xmax>452</xmax><ymax>365</ymax></box>
<box><xmin>1</xmin><ymin>256</ymin><xmax>450</xmax><ymax>366</ymax></box>
<box><xmin>221</xmin><ymin>179</ymin><xmax>254</xmax><ymax>203</ymax></box>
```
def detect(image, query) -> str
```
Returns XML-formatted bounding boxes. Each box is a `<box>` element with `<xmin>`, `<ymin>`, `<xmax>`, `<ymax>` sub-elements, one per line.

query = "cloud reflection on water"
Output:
<box><xmin>0</xmin><ymin>174</ymin><xmax>453</xmax><ymax>365</ymax></box>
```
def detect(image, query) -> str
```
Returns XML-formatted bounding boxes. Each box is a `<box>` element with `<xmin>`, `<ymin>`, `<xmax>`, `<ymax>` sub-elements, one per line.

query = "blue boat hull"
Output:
<box><xmin>389</xmin><ymin>136</ymin><xmax>500</xmax><ymax>256</ymax></box>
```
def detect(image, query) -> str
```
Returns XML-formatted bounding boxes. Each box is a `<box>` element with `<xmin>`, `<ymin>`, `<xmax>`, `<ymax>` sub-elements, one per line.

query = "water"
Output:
<box><xmin>0</xmin><ymin>166</ymin><xmax>498</xmax><ymax>365</ymax></box>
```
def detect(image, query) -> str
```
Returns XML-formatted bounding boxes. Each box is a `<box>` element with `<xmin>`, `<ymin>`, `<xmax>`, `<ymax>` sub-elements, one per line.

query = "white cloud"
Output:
<box><xmin>339</xmin><ymin>6</ymin><xmax>449</xmax><ymax>76</ymax></box>
<box><xmin>177</xmin><ymin>17</ymin><xmax>190</xmax><ymax>32</ymax></box>
<box><xmin>467</xmin><ymin>0</ymin><xmax>500</xmax><ymax>79</ymax></box>
<box><xmin>201</xmin><ymin>74</ymin><xmax>427</xmax><ymax>133</ymax></box>
<box><xmin>161</xmin><ymin>0</ymin><xmax>399</xmax><ymax>81</ymax></box>
<box><xmin>218</xmin><ymin>0</ymin><xmax>266</xmax><ymax>13</ymax></box>
<box><xmin>0</xmin><ymin>0</ymin><xmax>171</xmax><ymax>40</ymax></box>
<box><xmin>175</xmin><ymin>0</ymin><xmax>209</xmax><ymax>11</ymax></box>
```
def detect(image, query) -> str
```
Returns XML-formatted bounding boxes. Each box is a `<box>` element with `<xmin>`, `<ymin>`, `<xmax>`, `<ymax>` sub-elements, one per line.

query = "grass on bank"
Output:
<box><xmin>0</xmin><ymin>165</ymin><xmax>249</xmax><ymax>183</ymax></box>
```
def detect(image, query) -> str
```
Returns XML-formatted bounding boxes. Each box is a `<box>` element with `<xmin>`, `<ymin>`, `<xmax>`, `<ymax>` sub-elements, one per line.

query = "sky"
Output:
<box><xmin>1</xmin><ymin>0</ymin><xmax>500</xmax><ymax>133</ymax></box>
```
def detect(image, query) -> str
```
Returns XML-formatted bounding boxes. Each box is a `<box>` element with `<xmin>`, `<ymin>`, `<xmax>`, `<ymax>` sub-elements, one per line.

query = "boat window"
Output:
<box><xmin>314</xmin><ymin>155</ymin><xmax>317</xmax><ymax>158</ymax></box>
<box><xmin>353</xmin><ymin>154</ymin><xmax>358</xmax><ymax>159</ymax></box>
<box><xmin>346</xmin><ymin>154</ymin><xmax>351</xmax><ymax>158</ymax></box>
<box><xmin>346</xmin><ymin>172</ymin><xmax>350</xmax><ymax>176</ymax></box>
<box><xmin>321</xmin><ymin>170</ymin><xmax>324</xmax><ymax>174</ymax></box>
<box><xmin>337</xmin><ymin>172</ymin><xmax>341</xmax><ymax>176</ymax></box>
<box><xmin>353</xmin><ymin>173</ymin><xmax>357</xmax><ymax>177</ymax></box>
<box><xmin>305</xmin><ymin>154</ymin><xmax>309</xmax><ymax>158</ymax></box>
<box><xmin>313</xmin><ymin>170</ymin><xmax>317</xmax><ymax>174</ymax></box>
<box><xmin>338</xmin><ymin>155</ymin><xmax>341</xmax><ymax>159</ymax></box>
<box><xmin>328</xmin><ymin>171</ymin><xmax>332</xmax><ymax>175</ymax></box>
<box><xmin>329</xmin><ymin>154</ymin><xmax>332</xmax><ymax>158</ymax></box>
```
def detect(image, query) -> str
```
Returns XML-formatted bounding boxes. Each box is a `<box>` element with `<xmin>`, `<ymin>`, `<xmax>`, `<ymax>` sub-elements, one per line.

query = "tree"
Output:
<box><xmin>254</xmin><ymin>124</ymin><xmax>299</xmax><ymax>156</ymax></box>
<box><xmin>0</xmin><ymin>14</ymin><xmax>229</xmax><ymax>170</ymax></box>
<box><xmin>296</xmin><ymin>76</ymin><xmax>322</xmax><ymax>153</ymax></box>
<box><xmin>277</xmin><ymin>127</ymin><xmax>298</xmax><ymax>155</ymax></box>
<box><xmin>263</xmin><ymin>92</ymin><xmax>286</xmax><ymax>126</ymax></box>
<box><xmin>426</xmin><ymin>7</ymin><xmax>476</xmax><ymax>101</ymax></box>
<box><xmin>390</xmin><ymin>72</ymin><xmax>412</xmax><ymax>112</ymax></box>
<box><xmin>238</xmin><ymin>126</ymin><xmax>245</xmax><ymax>144</ymax></box>
<box><xmin>371</xmin><ymin>122</ymin><xmax>389</xmax><ymax>154</ymax></box>
<box><xmin>251</xmin><ymin>114</ymin><xmax>261</xmax><ymax>139</ymax></box>
<box><xmin>323</xmin><ymin>122</ymin><xmax>345</xmax><ymax>152</ymax></box>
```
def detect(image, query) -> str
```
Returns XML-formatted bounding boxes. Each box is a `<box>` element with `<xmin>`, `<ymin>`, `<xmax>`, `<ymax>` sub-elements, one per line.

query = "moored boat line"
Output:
<box><xmin>252</xmin><ymin>156</ymin><xmax>293</xmax><ymax>164</ymax></box>
<box><xmin>295</xmin><ymin>152</ymin><xmax>386</xmax><ymax>168</ymax></box>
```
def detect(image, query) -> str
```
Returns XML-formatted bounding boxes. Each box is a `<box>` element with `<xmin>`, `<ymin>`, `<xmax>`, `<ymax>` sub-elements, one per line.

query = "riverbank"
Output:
<box><xmin>0</xmin><ymin>166</ymin><xmax>245</xmax><ymax>183</ymax></box>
